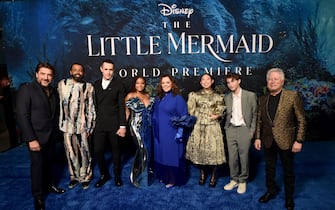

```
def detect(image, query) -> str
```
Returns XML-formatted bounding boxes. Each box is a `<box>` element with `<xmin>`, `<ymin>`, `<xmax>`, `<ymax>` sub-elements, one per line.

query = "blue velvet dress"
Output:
<box><xmin>126</xmin><ymin>97</ymin><xmax>155</xmax><ymax>188</ymax></box>
<box><xmin>152</xmin><ymin>92</ymin><xmax>188</xmax><ymax>186</ymax></box>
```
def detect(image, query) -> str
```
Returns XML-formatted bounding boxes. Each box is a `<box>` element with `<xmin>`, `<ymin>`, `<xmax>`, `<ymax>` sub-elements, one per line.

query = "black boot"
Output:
<box><xmin>209</xmin><ymin>166</ymin><xmax>217</xmax><ymax>187</ymax></box>
<box><xmin>199</xmin><ymin>167</ymin><xmax>206</xmax><ymax>185</ymax></box>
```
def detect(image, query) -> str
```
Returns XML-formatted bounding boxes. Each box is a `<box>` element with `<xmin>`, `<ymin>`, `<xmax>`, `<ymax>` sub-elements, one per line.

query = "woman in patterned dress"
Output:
<box><xmin>185</xmin><ymin>73</ymin><xmax>226</xmax><ymax>187</ymax></box>
<box><xmin>125</xmin><ymin>76</ymin><xmax>154</xmax><ymax>188</ymax></box>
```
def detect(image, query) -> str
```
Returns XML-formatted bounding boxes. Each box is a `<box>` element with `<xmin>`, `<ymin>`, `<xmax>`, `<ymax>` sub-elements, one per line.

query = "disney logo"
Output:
<box><xmin>158</xmin><ymin>3</ymin><xmax>194</xmax><ymax>18</ymax></box>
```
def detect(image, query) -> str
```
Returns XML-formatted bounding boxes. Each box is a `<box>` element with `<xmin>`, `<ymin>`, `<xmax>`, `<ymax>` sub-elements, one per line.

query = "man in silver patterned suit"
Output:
<box><xmin>58</xmin><ymin>63</ymin><xmax>96</xmax><ymax>190</ymax></box>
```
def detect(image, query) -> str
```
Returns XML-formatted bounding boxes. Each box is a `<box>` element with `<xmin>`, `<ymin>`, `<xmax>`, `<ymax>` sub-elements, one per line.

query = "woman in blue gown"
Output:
<box><xmin>125</xmin><ymin>76</ymin><xmax>154</xmax><ymax>188</ymax></box>
<box><xmin>152</xmin><ymin>75</ymin><xmax>188</xmax><ymax>188</ymax></box>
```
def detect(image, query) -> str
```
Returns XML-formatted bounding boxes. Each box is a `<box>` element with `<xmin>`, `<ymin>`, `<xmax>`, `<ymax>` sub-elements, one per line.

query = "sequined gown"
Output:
<box><xmin>126</xmin><ymin>97</ymin><xmax>154</xmax><ymax>188</ymax></box>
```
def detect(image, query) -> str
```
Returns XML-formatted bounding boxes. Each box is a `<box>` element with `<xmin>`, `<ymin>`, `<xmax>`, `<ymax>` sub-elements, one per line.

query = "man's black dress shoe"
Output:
<box><xmin>285</xmin><ymin>198</ymin><xmax>295</xmax><ymax>210</ymax></box>
<box><xmin>95</xmin><ymin>174</ymin><xmax>111</xmax><ymax>188</ymax></box>
<box><xmin>81</xmin><ymin>181</ymin><xmax>90</xmax><ymax>190</ymax></box>
<box><xmin>34</xmin><ymin>199</ymin><xmax>45</xmax><ymax>210</ymax></box>
<box><xmin>49</xmin><ymin>185</ymin><xmax>66</xmax><ymax>194</ymax></box>
<box><xmin>68</xmin><ymin>180</ymin><xmax>79</xmax><ymax>189</ymax></box>
<box><xmin>115</xmin><ymin>177</ymin><xmax>123</xmax><ymax>187</ymax></box>
<box><xmin>258</xmin><ymin>192</ymin><xmax>276</xmax><ymax>203</ymax></box>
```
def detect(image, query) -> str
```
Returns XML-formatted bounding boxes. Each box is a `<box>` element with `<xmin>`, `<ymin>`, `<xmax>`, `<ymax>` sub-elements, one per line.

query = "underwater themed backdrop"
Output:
<box><xmin>0</xmin><ymin>0</ymin><xmax>334</xmax><ymax>140</ymax></box>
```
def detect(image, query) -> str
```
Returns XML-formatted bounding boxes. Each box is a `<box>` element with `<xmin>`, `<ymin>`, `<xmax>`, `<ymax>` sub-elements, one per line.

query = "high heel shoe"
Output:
<box><xmin>199</xmin><ymin>169</ymin><xmax>206</xmax><ymax>185</ymax></box>
<box><xmin>209</xmin><ymin>166</ymin><xmax>217</xmax><ymax>187</ymax></box>
<box><xmin>209</xmin><ymin>175</ymin><xmax>217</xmax><ymax>187</ymax></box>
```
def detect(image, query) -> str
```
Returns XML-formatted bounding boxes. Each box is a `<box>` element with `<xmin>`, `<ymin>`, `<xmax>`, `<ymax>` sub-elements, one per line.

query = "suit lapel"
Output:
<box><xmin>227</xmin><ymin>93</ymin><xmax>233</xmax><ymax>113</ymax></box>
<box><xmin>106</xmin><ymin>78</ymin><xmax>115</xmax><ymax>91</ymax></box>
<box><xmin>33</xmin><ymin>81</ymin><xmax>51</xmax><ymax>113</ymax></box>
<box><xmin>49</xmin><ymin>87</ymin><xmax>57</xmax><ymax>120</ymax></box>
<box><xmin>273</xmin><ymin>90</ymin><xmax>286</xmax><ymax>123</ymax></box>
<box><xmin>241</xmin><ymin>90</ymin><xmax>247</xmax><ymax>116</ymax></box>
<box><xmin>96</xmin><ymin>79</ymin><xmax>112</xmax><ymax>103</ymax></box>
<box><xmin>264</xmin><ymin>94</ymin><xmax>273</xmax><ymax>125</ymax></box>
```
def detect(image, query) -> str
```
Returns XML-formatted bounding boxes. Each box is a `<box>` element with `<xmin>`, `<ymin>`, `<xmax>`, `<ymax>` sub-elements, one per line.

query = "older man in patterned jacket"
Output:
<box><xmin>254</xmin><ymin>68</ymin><xmax>306</xmax><ymax>210</ymax></box>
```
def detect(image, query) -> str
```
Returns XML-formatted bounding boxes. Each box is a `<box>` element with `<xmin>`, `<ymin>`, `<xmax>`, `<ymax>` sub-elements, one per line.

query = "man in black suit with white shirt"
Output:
<box><xmin>93</xmin><ymin>59</ymin><xmax>127</xmax><ymax>188</ymax></box>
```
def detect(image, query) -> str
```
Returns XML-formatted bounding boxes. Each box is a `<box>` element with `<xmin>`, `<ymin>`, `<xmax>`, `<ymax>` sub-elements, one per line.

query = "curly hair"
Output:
<box><xmin>156</xmin><ymin>74</ymin><xmax>180</xmax><ymax>99</ymax></box>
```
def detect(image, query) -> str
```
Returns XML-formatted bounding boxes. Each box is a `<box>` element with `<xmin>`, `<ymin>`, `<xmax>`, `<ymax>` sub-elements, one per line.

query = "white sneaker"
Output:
<box><xmin>237</xmin><ymin>182</ymin><xmax>247</xmax><ymax>194</ymax></box>
<box><xmin>224</xmin><ymin>180</ymin><xmax>238</xmax><ymax>190</ymax></box>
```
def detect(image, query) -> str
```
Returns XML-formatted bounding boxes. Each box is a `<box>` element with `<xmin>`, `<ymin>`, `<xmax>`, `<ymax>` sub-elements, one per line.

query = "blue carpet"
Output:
<box><xmin>0</xmin><ymin>141</ymin><xmax>334</xmax><ymax>210</ymax></box>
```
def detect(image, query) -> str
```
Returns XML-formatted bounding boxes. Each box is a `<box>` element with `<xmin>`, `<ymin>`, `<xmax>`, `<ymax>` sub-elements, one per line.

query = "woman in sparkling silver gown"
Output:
<box><xmin>125</xmin><ymin>76</ymin><xmax>154</xmax><ymax>188</ymax></box>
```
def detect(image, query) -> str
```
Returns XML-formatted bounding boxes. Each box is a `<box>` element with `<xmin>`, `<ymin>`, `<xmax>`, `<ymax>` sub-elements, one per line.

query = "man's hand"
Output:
<box><xmin>116</xmin><ymin>127</ymin><xmax>126</xmax><ymax>137</ymax></box>
<box><xmin>29</xmin><ymin>140</ymin><xmax>41</xmax><ymax>151</ymax></box>
<box><xmin>210</xmin><ymin>114</ymin><xmax>220</xmax><ymax>120</ymax></box>
<box><xmin>292</xmin><ymin>141</ymin><xmax>302</xmax><ymax>153</ymax></box>
<box><xmin>254</xmin><ymin>139</ymin><xmax>262</xmax><ymax>151</ymax></box>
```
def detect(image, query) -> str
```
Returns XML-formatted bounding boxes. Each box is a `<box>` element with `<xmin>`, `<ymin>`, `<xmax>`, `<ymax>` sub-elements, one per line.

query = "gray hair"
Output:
<box><xmin>266</xmin><ymin>68</ymin><xmax>285</xmax><ymax>81</ymax></box>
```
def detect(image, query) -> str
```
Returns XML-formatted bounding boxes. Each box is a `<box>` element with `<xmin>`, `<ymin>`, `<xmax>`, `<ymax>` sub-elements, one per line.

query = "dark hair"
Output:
<box><xmin>70</xmin><ymin>63</ymin><xmax>84</xmax><ymax>71</ymax></box>
<box><xmin>200</xmin><ymin>73</ymin><xmax>215</xmax><ymax>89</ymax></box>
<box><xmin>35</xmin><ymin>62</ymin><xmax>55</xmax><ymax>75</ymax></box>
<box><xmin>101</xmin><ymin>59</ymin><xmax>114</xmax><ymax>66</ymax></box>
<box><xmin>129</xmin><ymin>76</ymin><xmax>148</xmax><ymax>93</ymax></box>
<box><xmin>156</xmin><ymin>74</ymin><xmax>180</xmax><ymax>99</ymax></box>
<box><xmin>225</xmin><ymin>72</ymin><xmax>241</xmax><ymax>81</ymax></box>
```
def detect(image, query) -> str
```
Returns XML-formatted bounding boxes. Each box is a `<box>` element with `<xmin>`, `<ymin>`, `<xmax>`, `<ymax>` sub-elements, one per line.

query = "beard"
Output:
<box><xmin>38</xmin><ymin>79</ymin><xmax>50</xmax><ymax>87</ymax></box>
<box><xmin>72</xmin><ymin>74</ymin><xmax>84</xmax><ymax>82</ymax></box>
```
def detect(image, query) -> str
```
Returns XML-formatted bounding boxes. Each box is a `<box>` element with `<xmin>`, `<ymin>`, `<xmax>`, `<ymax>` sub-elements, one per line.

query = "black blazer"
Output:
<box><xmin>16</xmin><ymin>81</ymin><xmax>59</xmax><ymax>144</ymax></box>
<box><xmin>93</xmin><ymin>78</ymin><xmax>126</xmax><ymax>132</ymax></box>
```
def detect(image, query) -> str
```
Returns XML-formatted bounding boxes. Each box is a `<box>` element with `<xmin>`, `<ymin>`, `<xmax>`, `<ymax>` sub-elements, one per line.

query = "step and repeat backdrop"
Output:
<box><xmin>1</xmin><ymin>0</ymin><xmax>334</xmax><ymax>140</ymax></box>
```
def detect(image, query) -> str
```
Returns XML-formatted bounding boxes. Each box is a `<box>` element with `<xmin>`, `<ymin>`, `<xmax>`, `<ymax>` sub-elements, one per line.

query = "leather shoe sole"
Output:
<box><xmin>258</xmin><ymin>192</ymin><xmax>276</xmax><ymax>203</ymax></box>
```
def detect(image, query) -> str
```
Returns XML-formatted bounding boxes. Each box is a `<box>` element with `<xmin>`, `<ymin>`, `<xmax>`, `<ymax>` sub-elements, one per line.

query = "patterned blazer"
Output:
<box><xmin>255</xmin><ymin>89</ymin><xmax>306</xmax><ymax>150</ymax></box>
<box><xmin>58</xmin><ymin>78</ymin><xmax>96</xmax><ymax>135</ymax></box>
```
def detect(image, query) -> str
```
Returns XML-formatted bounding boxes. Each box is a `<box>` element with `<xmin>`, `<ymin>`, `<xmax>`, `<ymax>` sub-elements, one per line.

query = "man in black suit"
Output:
<box><xmin>93</xmin><ymin>59</ymin><xmax>127</xmax><ymax>188</ymax></box>
<box><xmin>16</xmin><ymin>62</ymin><xmax>65</xmax><ymax>210</ymax></box>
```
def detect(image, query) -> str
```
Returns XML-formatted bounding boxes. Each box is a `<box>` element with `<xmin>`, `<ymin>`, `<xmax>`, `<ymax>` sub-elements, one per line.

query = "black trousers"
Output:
<box><xmin>93</xmin><ymin>130</ymin><xmax>121</xmax><ymax>177</ymax></box>
<box><xmin>264</xmin><ymin>141</ymin><xmax>295</xmax><ymax>200</ymax></box>
<box><xmin>28</xmin><ymin>141</ymin><xmax>55</xmax><ymax>200</ymax></box>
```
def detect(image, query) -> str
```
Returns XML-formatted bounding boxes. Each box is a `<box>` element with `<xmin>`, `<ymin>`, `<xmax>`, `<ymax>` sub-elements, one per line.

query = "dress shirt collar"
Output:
<box><xmin>233</xmin><ymin>88</ymin><xmax>242</xmax><ymax>98</ymax></box>
<box><xmin>102</xmin><ymin>78</ymin><xmax>112</xmax><ymax>89</ymax></box>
